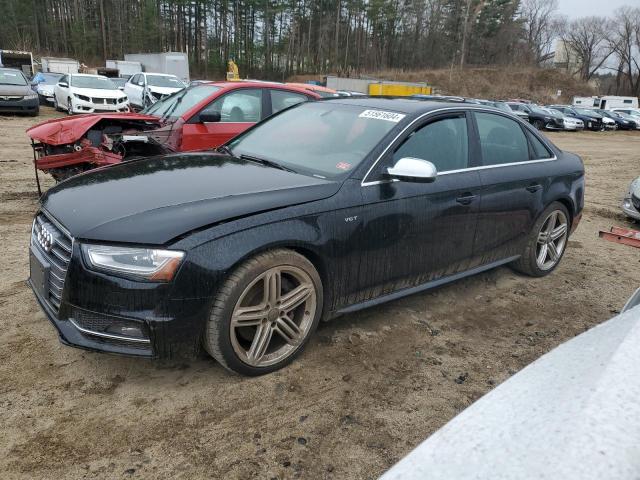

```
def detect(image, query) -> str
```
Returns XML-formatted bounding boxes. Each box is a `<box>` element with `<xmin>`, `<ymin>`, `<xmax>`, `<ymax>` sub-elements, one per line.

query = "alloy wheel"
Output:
<box><xmin>536</xmin><ymin>210</ymin><xmax>568</xmax><ymax>271</ymax></box>
<box><xmin>230</xmin><ymin>266</ymin><xmax>317</xmax><ymax>367</ymax></box>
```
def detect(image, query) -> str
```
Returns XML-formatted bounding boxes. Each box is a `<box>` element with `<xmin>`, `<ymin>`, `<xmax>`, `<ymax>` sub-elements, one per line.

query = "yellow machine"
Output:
<box><xmin>226</xmin><ymin>60</ymin><xmax>240</xmax><ymax>81</ymax></box>
<box><xmin>367</xmin><ymin>83</ymin><xmax>432</xmax><ymax>96</ymax></box>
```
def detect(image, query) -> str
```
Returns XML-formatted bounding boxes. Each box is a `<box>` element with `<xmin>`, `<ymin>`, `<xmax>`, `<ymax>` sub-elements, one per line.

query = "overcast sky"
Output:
<box><xmin>556</xmin><ymin>0</ymin><xmax>636</xmax><ymax>18</ymax></box>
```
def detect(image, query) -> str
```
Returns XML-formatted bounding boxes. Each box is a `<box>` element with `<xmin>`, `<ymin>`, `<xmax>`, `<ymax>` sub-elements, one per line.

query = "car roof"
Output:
<box><xmin>206</xmin><ymin>81</ymin><xmax>323</xmax><ymax>98</ymax></box>
<box><xmin>142</xmin><ymin>72</ymin><xmax>177</xmax><ymax>77</ymax></box>
<box><xmin>319</xmin><ymin>96</ymin><xmax>479</xmax><ymax>114</ymax></box>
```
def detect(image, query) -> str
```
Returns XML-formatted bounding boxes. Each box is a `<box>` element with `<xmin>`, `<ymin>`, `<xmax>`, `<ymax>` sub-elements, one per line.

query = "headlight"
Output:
<box><xmin>82</xmin><ymin>245</ymin><xmax>185</xmax><ymax>281</ymax></box>
<box><xmin>74</xmin><ymin>93</ymin><xmax>91</xmax><ymax>102</ymax></box>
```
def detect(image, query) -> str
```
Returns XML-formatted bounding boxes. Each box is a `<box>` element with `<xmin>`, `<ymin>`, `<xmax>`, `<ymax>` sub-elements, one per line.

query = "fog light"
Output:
<box><xmin>105</xmin><ymin>323</ymin><xmax>145</xmax><ymax>339</ymax></box>
<box><xmin>623</xmin><ymin>199</ymin><xmax>631</xmax><ymax>208</ymax></box>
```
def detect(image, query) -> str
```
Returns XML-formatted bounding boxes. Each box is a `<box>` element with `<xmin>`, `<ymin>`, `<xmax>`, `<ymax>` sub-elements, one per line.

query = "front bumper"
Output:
<box><xmin>28</xmin><ymin>236</ymin><xmax>212</xmax><ymax>359</ymax></box>
<box><xmin>0</xmin><ymin>96</ymin><xmax>39</xmax><ymax>113</ymax></box>
<box><xmin>71</xmin><ymin>97</ymin><xmax>129</xmax><ymax>114</ymax></box>
<box><xmin>622</xmin><ymin>197</ymin><xmax>640</xmax><ymax>220</ymax></box>
<box><xmin>564</xmin><ymin>123</ymin><xmax>584</xmax><ymax>131</ymax></box>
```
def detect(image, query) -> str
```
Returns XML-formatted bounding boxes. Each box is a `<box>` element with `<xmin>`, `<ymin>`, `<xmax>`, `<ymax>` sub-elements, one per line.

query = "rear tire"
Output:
<box><xmin>511</xmin><ymin>202</ymin><xmax>570</xmax><ymax>277</ymax></box>
<box><xmin>203</xmin><ymin>249</ymin><xmax>323</xmax><ymax>376</ymax></box>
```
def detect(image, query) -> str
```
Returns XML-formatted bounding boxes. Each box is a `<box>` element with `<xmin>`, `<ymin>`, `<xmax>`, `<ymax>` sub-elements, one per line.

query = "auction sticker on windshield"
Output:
<box><xmin>359</xmin><ymin>110</ymin><xmax>406</xmax><ymax>122</ymax></box>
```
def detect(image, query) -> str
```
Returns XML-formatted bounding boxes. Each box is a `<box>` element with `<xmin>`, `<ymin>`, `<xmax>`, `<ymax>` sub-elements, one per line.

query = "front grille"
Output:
<box><xmin>632</xmin><ymin>195</ymin><xmax>640</xmax><ymax>211</ymax></box>
<box><xmin>0</xmin><ymin>95</ymin><xmax>23</xmax><ymax>101</ymax></box>
<box><xmin>32</xmin><ymin>212</ymin><xmax>72</xmax><ymax>311</ymax></box>
<box><xmin>91</xmin><ymin>97</ymin><xmax>117</xmax><ymax>105</ymax></box>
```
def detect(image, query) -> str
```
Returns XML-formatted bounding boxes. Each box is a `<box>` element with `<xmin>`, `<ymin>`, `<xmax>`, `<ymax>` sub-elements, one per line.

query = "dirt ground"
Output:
<box><xmin>1</xmin><ymin>107</ymin><xmax>639</xmax><ymax>480</ymax></box>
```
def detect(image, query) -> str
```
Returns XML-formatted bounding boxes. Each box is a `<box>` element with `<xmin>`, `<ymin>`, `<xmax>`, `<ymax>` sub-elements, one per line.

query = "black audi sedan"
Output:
<box><xmin>29</xmin><ymin>98</ymin><xmax>585</xmax><ymax>375</ymax></box>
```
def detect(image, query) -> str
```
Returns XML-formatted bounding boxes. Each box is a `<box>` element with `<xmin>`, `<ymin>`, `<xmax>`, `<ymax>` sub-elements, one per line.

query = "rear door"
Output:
<box><xmin>472</xmin><ymin>111</ymin><xmax>555</xmax><ymax>263</ymax></box>
<box><xmin>181</xmin><ymin>88</ymin><xmax>264</xmax><ymax>150</ymax></box>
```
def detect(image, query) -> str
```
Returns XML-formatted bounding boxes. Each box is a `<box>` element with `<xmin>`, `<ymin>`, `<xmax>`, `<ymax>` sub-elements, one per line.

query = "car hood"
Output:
<box><xmin>37</xmin><ymin>84</ymin><xmax>55</xmax><ymax>95</ymax></box>
<box><xmin>0</xmin><ymin>84</ymin><xmax>31</xmax><ymax>96</ymax></box>
<box><xmin>70</xmin><ymin>87</ymin><xmax>126</xmax><ymax>98</ymax></box>
<box><xmin>41</xmin><ymin>153</ymin><xmax>340</xmax><ymax>244</ymax></box>
<box><xmin>148</xmin><ymin>86</ymin><xmax>183</xmax><ymax>95</ymax></box>
<box><xmin>26</xmin><ymin>112</ymin><xmax>162</xmax><ymax>145</ymax></box>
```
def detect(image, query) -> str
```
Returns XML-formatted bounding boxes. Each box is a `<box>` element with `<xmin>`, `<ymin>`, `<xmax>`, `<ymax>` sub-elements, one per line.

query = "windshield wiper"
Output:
<box><xmin>240</xmin><ymin>154</ymin><xmax>297</xmax><ymax>173</ymax></box>
<box><xmin>216</xmin><ymin>145</ymin><xmax>237</xmax><ymax>157</ymax></box>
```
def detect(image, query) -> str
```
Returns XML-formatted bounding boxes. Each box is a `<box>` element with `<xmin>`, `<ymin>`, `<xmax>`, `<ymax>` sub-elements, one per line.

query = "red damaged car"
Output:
<box><xmin>27</xmin><ymin>81</ymin><xmax>321</xmax><ymax>183</ymax></box>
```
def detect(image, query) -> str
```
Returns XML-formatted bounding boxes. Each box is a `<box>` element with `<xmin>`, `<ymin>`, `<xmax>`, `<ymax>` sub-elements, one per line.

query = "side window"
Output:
<box><xmin>393</xmin><ymin>115</ymin><xmax>469</xmax><ymax>172</ymax></box>
<box><xmin>271</xmin><ymin>90</ymin><xmax>307</xmax><ymax>114</ymax></box>
<box><xmin>59</xmin><ymin>75</ymin><xmax>67</xmax><ymax>85</ymax></box>
<box><xmin>526</xmin><ymin>131</ymin><xmax>553</xmax><ymax>159</ymax></box>
<box><xmin>202</xmin><ymin>89</ymin><xmax>262</xmax><ymax>123</ymax></box>
<box><xmin>475</xmin><ymin>112</ymin><xmax>530</xmax><ymax>165</ymax></box>
<box><xmin>130</xmin><ymin>74</ymin><xmax>139</xmax><ymax>84</ymax></box>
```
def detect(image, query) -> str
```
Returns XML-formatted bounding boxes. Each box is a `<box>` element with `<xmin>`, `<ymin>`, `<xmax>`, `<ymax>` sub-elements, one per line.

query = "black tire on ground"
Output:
<box><xmin>203</xmin><ymin>249</ymin><xmax>323</xmax><ymax>376</ymax></box>
<box><xmin>511</xmin><ymin>201</ymin><xmax>571</xmax><ymax>277</ymax></box>
<box><xmin>533</xmin><ymin>119</ymin><xmax>545</xmax><ymax>130</ymax></box>
<box><xmin>67</xmin><ymin>97</ymin><xmax>73</xmax><ymax>114</ymax></box>
<box><xmin>53</xmin><ymin>96</ymin><xmax>62</xmax><ymax>112</ymax></box>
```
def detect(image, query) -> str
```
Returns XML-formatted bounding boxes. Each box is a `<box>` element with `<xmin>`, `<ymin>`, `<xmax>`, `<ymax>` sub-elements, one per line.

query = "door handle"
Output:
<box><xmin>456</xmin><ymin>193</ymin><xmax>476</xmax><ymax>205</ymax></box>
<box><xmin>526</xmin><ymin>183</ymin><xmax>542</xmax><ymax>193</ymax></box>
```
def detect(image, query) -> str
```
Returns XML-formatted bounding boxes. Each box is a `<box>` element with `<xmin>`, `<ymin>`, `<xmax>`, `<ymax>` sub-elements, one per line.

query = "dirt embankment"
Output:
<box><xmin>291</xmin><ymin>66</ymin><xmax>596</xmax><ymax>103</ymax></box>
<box><xmin>0</xmin><ymin>109</ymin><xmax>638</xmax><ymax>479</ymax></box>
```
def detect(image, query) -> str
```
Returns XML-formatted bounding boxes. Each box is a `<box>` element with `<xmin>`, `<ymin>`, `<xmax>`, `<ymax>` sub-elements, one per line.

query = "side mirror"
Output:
<box><xmin>387</xmin><ymin>157</ymin><xmax>437</xmax><ymax>183</ymax></box>
<box><xmin>118</xmin><ymin>86</ymin><xmax>125</xmax><ymax>91</ymax></box>
<box><xmin>199</xmin><ymin>111</ymin><xmax>221</xmax><ymax>123</ymax></box>
<box><xmin>58</xmin><ymin>82</ymin><xmax>68</xmax><ymax>88</ymax></box>
<box><xmin>137</xmin><ymin>81</ymin><xmax>144</xmax><ymax>86</ymax></box>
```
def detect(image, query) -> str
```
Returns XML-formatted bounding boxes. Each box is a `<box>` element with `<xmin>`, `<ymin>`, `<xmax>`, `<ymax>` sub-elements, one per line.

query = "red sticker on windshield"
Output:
<box><xmin>336</xmin><ymin>162</ymin><xmax>352</xmax><ymax>170</ymax></box>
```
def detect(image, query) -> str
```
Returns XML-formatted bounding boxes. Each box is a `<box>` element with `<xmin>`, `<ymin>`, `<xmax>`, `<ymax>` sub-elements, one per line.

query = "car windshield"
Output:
<box><xmin>72</xmin><ymin>76</ymin><xmax>117</xmax><ymax>90</ymax></box>
<box><xmin>0</xmin><ymin>69</ymin><xmax>27</xmax><ymax>86</ymax></box>
<box><xmin>147</xmin><ymin>75</ymin><xmax>185</xmax><ymax>88</ymax></box>
<box><xmin>547</xmin><ymin>108</ymin><xmax>565</xmax><ymax>116</ymax></box>
<box><xmin>111</xmin><ymin>78</ymin><xmax>127</xmax><ymax>88</ymax></box>
<box><xmin>229</xmin><ymin>102</ymin><xmax>400</xmax><ymax>179</ymax></box>
<box><xmin>142</xmin><ymin>84</ymin><xmax>220</xmax><ymax>118</ymax></box>
<box><xmin>574</xmin><ymin>108</ymin><xmax>597</xmax><ymax>116</ymax></box>
<box><xmin>38</xmin><ymin>73</ymin><xmax>62</xmax><ymax>85</ymax></box>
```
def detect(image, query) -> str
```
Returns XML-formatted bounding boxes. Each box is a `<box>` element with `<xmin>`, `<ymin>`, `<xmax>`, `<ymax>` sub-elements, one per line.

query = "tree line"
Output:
<box><xmin>1</xmin><ymin>0</ymin><xmax>639</xmax><ymax>95</ymax></box>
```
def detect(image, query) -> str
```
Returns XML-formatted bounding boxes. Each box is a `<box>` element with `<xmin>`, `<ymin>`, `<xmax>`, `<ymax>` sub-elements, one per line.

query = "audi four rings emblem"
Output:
<box><xmin>37</xmin><ymin>225</ymin><xmax>53</xmax><ymax>252</ymax></box>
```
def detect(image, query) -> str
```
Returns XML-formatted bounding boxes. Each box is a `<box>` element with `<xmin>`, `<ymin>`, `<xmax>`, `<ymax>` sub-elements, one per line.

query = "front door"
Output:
<box><xmin>181</xmin><ymin>88</ymin><xmax>264</xmax><ymax>151</ymax></box>
<box><xmin>339</xmin><ymin>113</ymin><xmax>482</xmax><ymax>306</ymax></box>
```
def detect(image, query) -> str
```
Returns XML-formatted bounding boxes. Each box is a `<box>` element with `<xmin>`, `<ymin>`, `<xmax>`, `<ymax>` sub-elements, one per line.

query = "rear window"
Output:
<box><xmin>526</xmin><ymin>131</ymin><xmax>553</xmax><ymax>159</ymax></box>
<box><xmin>475</xmin><ymin>112</ymin><xmax>530</xmax><ymax>165</ymax></box>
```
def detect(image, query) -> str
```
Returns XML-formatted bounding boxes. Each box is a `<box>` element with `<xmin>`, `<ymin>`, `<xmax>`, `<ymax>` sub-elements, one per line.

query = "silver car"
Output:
<box><xmin>622</xmin><ymin>177</ymin><xmax>640</xmax><ymax>221</ymax></box>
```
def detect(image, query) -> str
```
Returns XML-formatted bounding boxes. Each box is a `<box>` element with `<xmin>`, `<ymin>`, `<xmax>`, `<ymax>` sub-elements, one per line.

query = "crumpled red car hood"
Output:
<box><xmin>26</xmin><ymin>113</ymin><xmax>163</xmax><ymax>145</ymax></box>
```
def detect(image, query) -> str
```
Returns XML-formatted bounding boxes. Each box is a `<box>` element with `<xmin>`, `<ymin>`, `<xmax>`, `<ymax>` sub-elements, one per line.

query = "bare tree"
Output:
<box><xmin>562</xmin><ymin>16</ymin><xmax>614</xmax><ymax>81</ymax></box>
<box><xmin>520</xmin><ymin>0</ymin><xmax>565</xmax><ymax>64</ymax></box>
<box><xmin>606</xmin><ymin>7</ymin><xmax>640</xmax><ymax>96</ymax></box>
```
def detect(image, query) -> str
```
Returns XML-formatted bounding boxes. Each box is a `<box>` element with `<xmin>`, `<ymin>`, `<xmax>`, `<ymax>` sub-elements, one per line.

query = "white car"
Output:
<box><xmin>124</xmin><ymin>72</ymin><xmax>185</xmax><ymax>109</ymax></box>
<box><xmin>547</xmin><ymin>108</ymin><xmax>584</xmax><ymax>131</ymax></box>
<box><xmin>53</xmin><ymin>74</ymin><xmax>130</xmax><ymax>114</ymax></box>
<box><xmin>31</xmin><ymin>72</ymin><xmax>63</xmax><ymax>105</ymax></box>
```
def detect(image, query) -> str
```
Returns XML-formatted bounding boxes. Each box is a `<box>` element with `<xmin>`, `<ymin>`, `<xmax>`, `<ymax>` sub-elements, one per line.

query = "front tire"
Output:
<box><xmin>54</xmin><ymin>96</ymin><xmax>62</xmax><ymax>112</ymax></box>
<box><xmin>533</xmin><ymin>119</ymin><xmax>545</xmax><ymax>130</ymax></box>
<box><xmin>204</xmin><ymin>249</ymin><xmax>323</xmax><ymax>376</ymax></box>
<box><xmin>511</xmin><ymin>202</ymin><xmax>570</xmax><ymax>277</ymax></box>
<box><xmin>67</xmin><ymin>97</ymin><xmax>73</xmax><ymax>114</ymax></box>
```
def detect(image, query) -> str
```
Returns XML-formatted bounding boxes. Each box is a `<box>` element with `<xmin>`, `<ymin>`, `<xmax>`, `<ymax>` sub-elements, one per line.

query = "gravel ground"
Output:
<box><xmin>1</xmin><ymin>108</ymin><xmax>639</xmax><ymax>479</ymax></box>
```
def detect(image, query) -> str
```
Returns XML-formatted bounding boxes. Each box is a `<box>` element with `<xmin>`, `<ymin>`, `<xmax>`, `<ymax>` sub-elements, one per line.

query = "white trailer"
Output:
<box><xmin>124</xmin><ymin>52</ymin><xmax>189</xmax><ymax>83</ymax></box>
<box><xmin>106</xmin><ymin>60</ymin><xmax>142</xmax><ymax>77</ymax></box>
<box><xmin>41</xmin><ymin>57</ymin><xmax>80</xmax><ymax>74</ymax></box>
<box><xmin>573</xmin><ymin>95</ymin><xmax>638</xmax><ymax>110</ymax></box>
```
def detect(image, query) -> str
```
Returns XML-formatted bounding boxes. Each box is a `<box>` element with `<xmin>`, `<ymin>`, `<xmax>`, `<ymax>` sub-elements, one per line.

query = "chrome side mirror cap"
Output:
<box><xmin>387</xmin><ymin>157</ymin><xmax>437</xmax><ymax>183</ymax></box>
